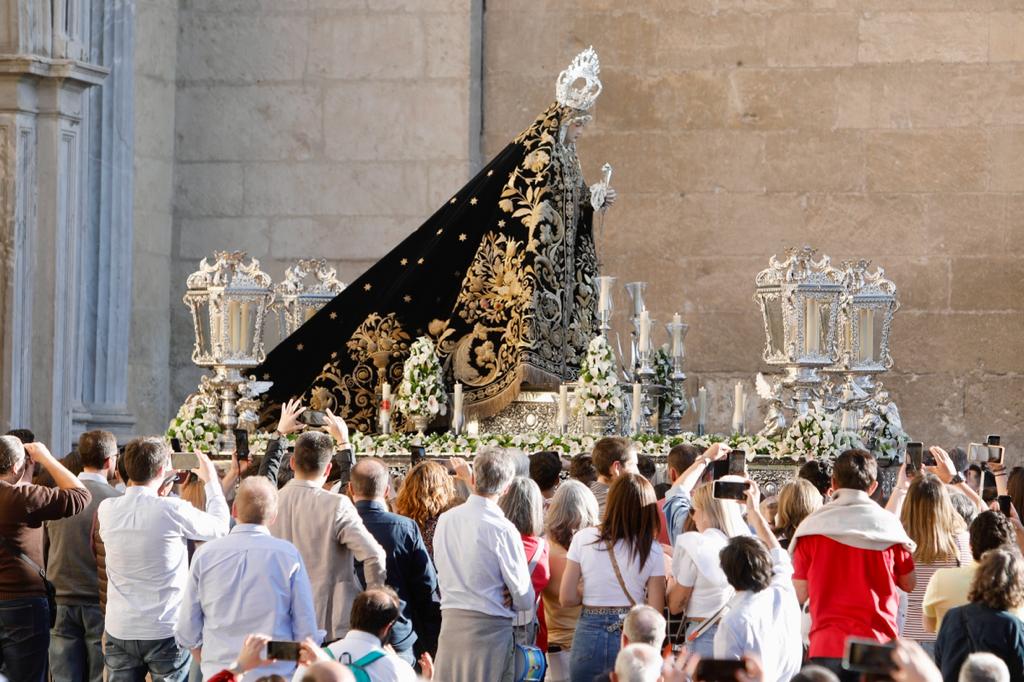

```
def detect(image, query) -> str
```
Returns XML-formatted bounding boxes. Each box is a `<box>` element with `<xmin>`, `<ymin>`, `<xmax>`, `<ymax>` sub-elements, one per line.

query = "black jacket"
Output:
<box><xmin>936</xmin><ymin>602</ymin><xmax>1024</xmax><ymax>682</ymax></box>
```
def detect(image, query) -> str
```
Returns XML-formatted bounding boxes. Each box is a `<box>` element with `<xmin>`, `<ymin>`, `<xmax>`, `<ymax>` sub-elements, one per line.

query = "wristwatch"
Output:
<box><xmin>949</xmin><ymin>473</ymin><xmax>965</xmax><ymax>485</ymax></box>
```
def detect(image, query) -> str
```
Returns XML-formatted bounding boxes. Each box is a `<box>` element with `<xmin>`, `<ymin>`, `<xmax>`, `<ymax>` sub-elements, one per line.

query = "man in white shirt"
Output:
<box><xmin>299</xmin><ymin>587</ymin><xmax>419</xmax><ymax>682</ymax></box>
<box><xmin>713</xmin><ymin>481</ymin><xmax>802</xmax><ymax>682</ymax></box>
<box><xmin>175</xmin><ymin>477</ymin><xmax>322</xmax><ymax>678</ymax></box>
<box><xmin>97</xmin><ymin>437</ymin><xmax>229</xmax><ymax>682</ymax></box>
<box><xmin>433</xmin><ymin>447</ymin><xmax>534</xmax><ymax>682</ymax></box>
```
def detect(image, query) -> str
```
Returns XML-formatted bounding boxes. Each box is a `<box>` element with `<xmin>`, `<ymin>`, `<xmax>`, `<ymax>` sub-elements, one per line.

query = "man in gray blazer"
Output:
<box><xmin>267</xmin><ymin>405</ymin><xmax>386</xmax><ymax>643</ymax></box>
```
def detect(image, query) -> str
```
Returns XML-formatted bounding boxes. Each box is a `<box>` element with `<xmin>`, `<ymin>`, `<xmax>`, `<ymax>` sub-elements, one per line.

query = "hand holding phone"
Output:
<box><xmin>905</xmin><ymin>442</ymin><xmax>923</xmax><ymax>476</ymax></box>
<box><xmin>233</xmin><ymin>429</ymin><xmax>250</xmax><ymax>460</ymax></box>
<box><xmin>694</xmin><ymin>659</ymin><xmax>747</xmax><ymax>682</ymax></box>
<box><xmin>843</xmin><ymin>638</ymin><xmax>897</xmax><ymax>675</ymax></box>
<box><xmin>713</xmin><ymin>480</ymin><xmax>751</xmax><ymax>501</ymax></box>
<box><xmin>728</xmin><ymin>450</ymin><xmax>747</xmax><ymax>476</ymax></box>
<box><xmin>170</xmin><ymin>451</ymin><xmax>200</xmax><ymax>471</ymax></box>
<box><xmin>266</xmin><ymin>640</ymin><xmax>301</xmax><ymax>662</ymax></box>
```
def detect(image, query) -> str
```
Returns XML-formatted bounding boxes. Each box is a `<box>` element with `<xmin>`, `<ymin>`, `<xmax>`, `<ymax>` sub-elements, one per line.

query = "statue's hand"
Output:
<box><xmin>603</xmin><ymin>187</ymin><xmax>618</xmax><ymax>209</ymax></box>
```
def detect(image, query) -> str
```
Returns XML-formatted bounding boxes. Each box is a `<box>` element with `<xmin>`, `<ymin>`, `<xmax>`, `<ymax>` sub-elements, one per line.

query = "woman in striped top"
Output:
<box><xmin>895</xmin><ymin>472</ymin><xmax>972</xmax><ymax>654</ymax></box>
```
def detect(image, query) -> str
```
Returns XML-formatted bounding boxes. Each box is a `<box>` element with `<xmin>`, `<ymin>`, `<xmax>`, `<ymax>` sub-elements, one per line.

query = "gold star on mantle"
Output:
<box><xmin>470</xmin><ymin>198</ymin><xmax>478</xmax><ymax>205</ymax></box>
<box><xmin>364</xmin><ymin>283</ymin><xmax>372</xmax><ymax>291</ymax></box>
<box><xmin>487</xmin><ymin>170</ymin><xmax>494</xmax><ymax>176</ymax></box>
<box><xmin>296</xmin><ymin>343</ymin><xmax>304</xmax><ymax>351</ymax></box>
<box><xmin>497</xmin><ymin>219</ymin><xmax>506</xmax><ymax>228</ymax></box>
<box><xmin>449</xmin><ymin>197</ymin><xmax>457</xmax><ymax>204</ymax></box>
<box><xmin>436</xmin><ymin>228</ymin><xmax>443</xmax><ymax>235</ymax></box>
<box><xmin>403</xmin><ymin>295</ymin><xmax>412</xmax><ymax>303</ymax></box>
<box><xmin>329</xmin><ymin>311</ymin><xmax>337</xmax><ymax>320</ymax></box>
<box><xmin>417</xmin><ymin>258</ymin><xmax>425</xmax><ymax>265</ymax></box>
<box><xmin>262</xmin><ymin>373</ymin><xmax>270</xmax><ymax>380</ymax></box>
<box><xmin>459</xmin><ymin>233</ymin><xmax>467</xmax><ymax>241</ymax></box>
<box><xmin>400</xmin><ymin>258</ymin><xmax>408</xmax><ymax>266</ymax></box>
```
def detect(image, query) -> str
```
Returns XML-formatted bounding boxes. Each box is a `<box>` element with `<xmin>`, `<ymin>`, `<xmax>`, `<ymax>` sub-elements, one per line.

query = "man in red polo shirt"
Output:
<box><xmin>791</xmin><ymin>449</ymin><xmax>916</xmax><ymax>682</ymax></box>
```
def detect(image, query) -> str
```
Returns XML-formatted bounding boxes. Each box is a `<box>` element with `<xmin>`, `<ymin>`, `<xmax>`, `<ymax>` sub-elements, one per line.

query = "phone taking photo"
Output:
<box><xmin>905</xmin><ymin>442</ymin><xmax>923</xmax><ymax>475</ymax></box>
<box><xmin>713</xmin><ymin>480</ymin><xmax>750</xmax><ymax>501</ymax></box>
<box><xmin>170</xmin><ymin>451</ymin><xmax>200</xmax><ymax>471</ymax></box>
<box><xmin>266</xmin><ymin>640</ymin><xmax>301</xmax><ymax>662</ymax></box>
<box><xmin>728</xmin><ymin>450</ymin><xmax>747</xmax><ymax>476</ymax></box>
<box><xmin>409</xmin><ymin>445</ymin><xmax>426</xmax><ymax>468</ymax></box>
<box><xmin>843</xmin><ymin>638</ymin><xmax>896</xmax><ymax>675</ymax></box>
<box><xmin>694</xmin><ymin>659</ymin><xmax>747</xmax><ymax>682</ymax></box>
<box><xmin>711</xmin><ymin>458</ymin><xmax>730</xmax><ymax>480</ymax></box>
<box><xmin>233</xmin><ymin>429</ymin><xmax>250</xmax><ymax>460</ymax></box>
<box><xmin>999</xmin><ymin>495</ymin><xmax>1013</xmax><ymax>518</ymax></box>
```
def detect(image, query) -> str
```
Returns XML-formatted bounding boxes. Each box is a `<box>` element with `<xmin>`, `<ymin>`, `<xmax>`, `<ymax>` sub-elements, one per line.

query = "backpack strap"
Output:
<box><xmin>351</xmin><ymin>650</ymin><xmax>387</xmax><ymax>668</ymax></box>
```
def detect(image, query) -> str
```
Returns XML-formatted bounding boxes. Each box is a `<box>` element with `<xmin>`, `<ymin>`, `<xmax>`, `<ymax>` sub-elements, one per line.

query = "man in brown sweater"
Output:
<box><xmin>0</xmin><ymin>435</ymin><xmax>90</xmax><ymax>682</ymax></box>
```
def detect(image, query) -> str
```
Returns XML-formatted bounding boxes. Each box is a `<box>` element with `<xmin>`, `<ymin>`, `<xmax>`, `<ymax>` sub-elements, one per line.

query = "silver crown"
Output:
<box><xmin>555</xmin><ymin>46</ymin><xmax>602</xmax><ymax>112</ymax></box>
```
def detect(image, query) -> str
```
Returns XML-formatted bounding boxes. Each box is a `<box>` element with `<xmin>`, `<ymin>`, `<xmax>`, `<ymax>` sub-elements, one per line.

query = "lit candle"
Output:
<box><xmin>698</xmin><ymin>386</ymin><xmax>708</xmax><ymax>431</ymax></box>
<box><xmin>380</xmin><ymin>382</ymin><xmax>391</xmax><ymax>434</ymax></box>
<box><xmin>671</xmin><ymin>313</ymin><xmax>683</xmax><ymax>357</ymax></box>
<box><xmin>639</xmin><ymin>310</ymin><xmax>651</xmax><ymax>355</ymax></box>
<box><xmin>732</xmin><ymin>382</ymin><xmax>745</xmax><ymax>434</ymax></box>
<box><xmin>558</xmin><ymin>385</ymin><xmax>568</xmax><ymax>430</ymax></box>
<box><xmin>453</xmin><ymin>383</ymin><xmax>464</xmax><ymax>430</ymax></box>
<box><xmin>631</xmin><ymin>383</ymin><xmax>642</xmax><ymax>434</ymax></box>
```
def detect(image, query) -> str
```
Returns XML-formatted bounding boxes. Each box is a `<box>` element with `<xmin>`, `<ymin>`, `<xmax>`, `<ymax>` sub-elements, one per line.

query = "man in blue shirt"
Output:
<box><xmin>349</xmin><ymin>458</ymin><xmax>440</xmax><ymax>665</ymax></box>
<box><xmin>174</xmin><ymin>476</ymin><xmax>321</xmax><ymax>678</ymax></box>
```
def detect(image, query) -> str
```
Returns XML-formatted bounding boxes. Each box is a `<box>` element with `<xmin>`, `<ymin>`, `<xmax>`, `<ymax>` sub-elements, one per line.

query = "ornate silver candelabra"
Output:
<box><xmin>184</xmin><ymin>252</ymin><xmax>275</xmax><ymax>454</ymax></box>
<box><xmin>274</xmin><ymin>258</ymin><xmax>346</xmax><ymax>338</ymax></box>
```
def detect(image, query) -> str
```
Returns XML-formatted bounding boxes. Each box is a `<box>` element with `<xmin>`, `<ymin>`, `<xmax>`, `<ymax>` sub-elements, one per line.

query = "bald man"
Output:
<box><xmin>348</xmin><ymin>458</ymin><xmax>440</xmax><ymax>662</ymax></box>
<box><xmin>174</xmin><ymin>477</ymin><xmax>322</xmax><ymax>679</ymax></box>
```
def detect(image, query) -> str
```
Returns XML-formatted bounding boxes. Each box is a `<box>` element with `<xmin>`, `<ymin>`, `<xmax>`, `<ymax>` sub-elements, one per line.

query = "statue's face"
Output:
<box><xmin>564</xmin><ymin>119</ymin><xmax>586</xmax><ymax>144</ymax></box>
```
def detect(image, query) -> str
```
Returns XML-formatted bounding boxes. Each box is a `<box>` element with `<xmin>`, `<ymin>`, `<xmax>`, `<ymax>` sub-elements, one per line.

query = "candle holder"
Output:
<box><xmin>664</xmin><ymin>361</ymin><xmax>688</xmax><ymax>436</ymax></box>
<box><xmin>597</xmin><ymin>275</ymin><xmax>616</xmax><ymax>334</ymax></box>
<box><xmin>624</xmin><ymin>281</ymin><xmax>646</xmax><ymax>319</ymax></box>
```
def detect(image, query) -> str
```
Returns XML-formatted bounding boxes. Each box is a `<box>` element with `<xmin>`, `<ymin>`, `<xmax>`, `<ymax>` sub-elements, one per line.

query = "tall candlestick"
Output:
<box><xmin>639</xmin><ymin>310</ymin><xmax>651</xmax><ymax>355</ymax></box>
<box><xmin>380</xmin><ymin>382</ymin><xmax>391</xmax><ymax>435</ymax></box>
<box><xmin>558</xmin><ymin>385</ymin><xmax>568</xmax><ymax>431</ymax></box>
<box><xmin>698</xmin><ymin>386</ymin><xmax>708</xmax><ymax>435</ymax></box>
<box><xmin>631</xmin><ymin>383</ymin><xmax>642</xmax><ymax>434</ymax></box>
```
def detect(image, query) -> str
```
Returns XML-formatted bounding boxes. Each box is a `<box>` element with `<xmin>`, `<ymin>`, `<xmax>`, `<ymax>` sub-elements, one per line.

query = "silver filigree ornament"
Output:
<box><xmin>555</xmin><ymin>46</ymin><xmax>602</xmax><ymax>113</ymax></box>
<box><xmin>274</xmin><ymin>258</ymin><xmax>346</xmax><ymax>338</ymax></box>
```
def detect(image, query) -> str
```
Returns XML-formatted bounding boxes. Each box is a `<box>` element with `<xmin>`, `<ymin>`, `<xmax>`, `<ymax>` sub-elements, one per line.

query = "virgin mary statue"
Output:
<box><xmin>254</xmin><ymin>47</ymin><xmax>616</xmax><ymax>433</ymax></box>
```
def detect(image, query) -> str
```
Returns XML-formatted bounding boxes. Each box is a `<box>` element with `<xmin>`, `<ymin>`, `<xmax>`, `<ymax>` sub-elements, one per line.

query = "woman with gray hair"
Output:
<box><xmin>500</xmin><ymin>476</ymin><xmax>550</xmax><ymax>649</ymax></box>
<box><xmin>541</xmin><ymin>480</ymin><xmax>600</xmax><ymax>682</ymax></box>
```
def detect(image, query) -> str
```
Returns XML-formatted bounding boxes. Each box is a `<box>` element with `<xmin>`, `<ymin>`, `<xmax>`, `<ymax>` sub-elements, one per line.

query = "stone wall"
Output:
<box><xmin>129</xmin><ymin>0</ymin><xmax>178</xmax><ymax>435</ymax></box>
<box><xmin>168</xmin><ymin>0</ymin><xmax>482</xmax><ymax>409</ymax></box>
<box><xmin>482</xmin><ymin>1</ymin><xmax>1024</xmax><ymax>452</ymax></box>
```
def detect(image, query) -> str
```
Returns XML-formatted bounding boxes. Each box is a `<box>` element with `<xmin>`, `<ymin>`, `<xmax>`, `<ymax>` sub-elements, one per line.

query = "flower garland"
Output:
<box><xmin>395</xmin><ymin>336</ymin><xmax>448</xmax><ymax>419</ymax></box>
<box><xmin>861</xmin><ymin>401</ymin><xmax>909</xmax><ymax>462</ymax></box>
<box><xmin>576</xmin><ymin>334</ymin><xmax>622</xmax><ymax>416</ymax></box>
<box><xmin>166</xmin><ymin>401</ymin><xmax>221</xmax><ymax>454</ymax></box>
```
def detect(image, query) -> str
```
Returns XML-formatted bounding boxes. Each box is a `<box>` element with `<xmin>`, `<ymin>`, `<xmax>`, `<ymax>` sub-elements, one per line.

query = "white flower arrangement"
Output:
<box><xmin>777</xmin><ymin>410</ymin><xmax>840</xmax><ymax>461</ymax></box>
<box><xmin>576</xmin><ymin>334</ymin><xmax>623</xmax><ymax>416</ymax></box>
<box><xmin>166</xmin><ymin>400</ymin><xmax>221</xmax><ymax>454</ymax></box>
<box><xmin>395</xmin><ymin>336</ymin><xmax>448</xmax><ymax>420</ymax></box>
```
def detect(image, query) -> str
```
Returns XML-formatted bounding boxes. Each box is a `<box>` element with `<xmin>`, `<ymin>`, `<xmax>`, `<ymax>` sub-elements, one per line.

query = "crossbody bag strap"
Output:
<box><xmin>0</xmin><ymin>535</ymin><xmax>47</xmax><ymax>582</ymax></box>
<box><xmin>686</xmin><ymin>600</ymin><xmax>730</xmax><ymax>642</ymax></box>
<box><xmin>605</xmin><ymin>539</ymin><xmax>637</xmax><ymax>607</ymax></box>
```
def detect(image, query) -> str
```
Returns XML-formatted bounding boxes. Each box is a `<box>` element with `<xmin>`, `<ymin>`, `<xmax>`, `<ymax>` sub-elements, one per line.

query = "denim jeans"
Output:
<box><xmin>49</xmin><ymin>603</ymin><xmax>106</xmax><ymax>682</ymax></box>
<box><xmin>0</xmin><ymin>596</ymin><xmax>50</xmax><ymax>682</ymax></box>
<box><xmin>685</xmin><ymin>621</ymin><xmax>720</xmax><ymax>658</ymax></box>
<box><xmin>104</xmin><ymin>633</ymin><xmax>191</xmax><ymax>682</ymax></box>
<box><xmin>569</xmin><ymin>609</ymin><xmax>627</xmax><ymax>682</ymax></box>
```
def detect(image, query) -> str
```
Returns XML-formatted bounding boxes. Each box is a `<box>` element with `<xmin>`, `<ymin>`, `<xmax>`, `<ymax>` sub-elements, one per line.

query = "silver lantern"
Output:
<box><xmin>831</xmin><ymin>259</ymin><xmax>900</xmax><ymax>423</ymax></box>
<box><xmin>184</xmin><ymin>251</ymin><xmax>275</xmax><ymax>454</ymax></box>
<box><xmin>754</xmin><ymin>246</ymin><xmax>845</xmax><ymax>417</ymax></box>
<box><xmin>275</xmin><ymin>258</ymin><xmax>346</xmax><ymax>338</ymax></box>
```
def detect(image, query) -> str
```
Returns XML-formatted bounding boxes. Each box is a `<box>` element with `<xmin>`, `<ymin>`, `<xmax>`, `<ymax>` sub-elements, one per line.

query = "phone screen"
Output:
<box><xmin>169</xmin><ymin>437</ymin><xmax>182</xmax><ymax>453</ymax></box>
<box><xmin>988</xmin><ymin>435</ymin><xmax>1002</xmax><ymax>447</ymax></box>
<box><xmin>266</xmin><ymin>640</ymin><xmax>301</xmax><ymax>662</ymax></box>
<box><xmin>843</xmin><ymin>638</ymin><xmax>896</xmax><ymax>674</ymax></box>
<box><xmin>922</xmin><ymin>448</ymin><xmax>936</xmax><ymax>467</ymax></box>
<box><xmin>695</xmin><ymin>659</ymin><xmax>746</xmax><ymax>682</ymax></box>
<box><xmin>728</xmin><ymin>450</ymin><xmax>747</xmax><ymax>476</ymax></box>
<box><xmin>711</xmin><ymin>459</ymin><xmax>730</xmax><ymax>480</ymax></box>
<box><xmin>999</xmin><ymin>495</ymin><xmax>1013</xmax><ymax>517</ymax></box>
<box><xmin>233</xmin><ymin>429</ymin><xmax>250</xmax><ymax>459</ymax></box>
<box><xmin>713</xmin><ymin>480</ymin><xmax>750</xmax><ymax>501</ymax></box>
<box><xmin>409</xmin><ymin>445</ymin><xmax>426</xmax><ymax>468</ymax></box>
<box><xmin>988</xmin><ymin>445</ymin><xmax>1005</xmax><ymax>464</ymax></box>
<box><xmin>906</xmin><ymin>442</ymin><xmax>923</xmax><ymax>474</ymax></box>
<box><xmin>170</xmin><ymin>452</ymin><xmax>200</xmax><ymax>471</ymax></box>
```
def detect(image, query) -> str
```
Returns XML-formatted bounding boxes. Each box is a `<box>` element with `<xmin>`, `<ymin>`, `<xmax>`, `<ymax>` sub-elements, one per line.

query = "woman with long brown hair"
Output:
<box><xmin>393</xmin><ymin>460</ymin><xmax>455</xmax><ymax>557</ymax></box>
<box><xmin>895</xmin><ymin>472</ymin><xmax>970</xmax><ymax>653</ymax></box>
<box><xmin>775</xmin><ymin>478</ymin><xmax>823</xmax><ymax>549</ymax></box>
<box><xmin>559</xmin><ymin>473</ymin><xmax>666</xmax><ymax>682</ymax></box>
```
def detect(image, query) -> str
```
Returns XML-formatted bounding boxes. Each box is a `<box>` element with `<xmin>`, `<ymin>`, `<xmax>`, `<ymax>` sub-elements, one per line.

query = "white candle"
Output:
<box><xmin>860</xmin><ymin>308</ymin><xmax>874</xmax><ymax>362</ymax></box>
<box><xmin>598</xmin><ymin>277</ymin><xmax>610</xmax><ymax>314</ymax></box>
<box><xmin>698</xmin><ymin>387</ymin><xmax>708</xmax><ymax>428</ymax></box>
<box><xmin>806</xmin><ymin>298</ymin><xmax>820</xmax><ymax>355</ymax></box>
<box><xmin>639</xmin><ymin>310</ymin><xmax>651</xmax><ymax>354</ymax></box>
<box><xmin>734</xmin><ymin>382</ymin><xmax>743</xmax><ymax>411</ymax></box>
<box><xmin>380</xmin><ymin>382</ymin><xmax>391</xmax><ymax>433</ymax></box>
<box><xmin>228</xmin><ymin>301</ymin><xmax>240</xmax><ymax>353</ymax></box>
<box><xmin>631</xmin><ymin>383</ymin><xmax>642</xmax><ymax>433</ymax></box>
<box><xmin>558</xmin><ymin>385</ymin><xmax>568</xmax><ymax>429</ymax></box>
<box><xmin>453</xmin><ymin>383</ymin><xmax>463</xmax><ymax>429</ymax></box>
<box><xmin>240</xmin><ymin>302</ymin><xmax>251</xmax><ymax>353</ymax></box>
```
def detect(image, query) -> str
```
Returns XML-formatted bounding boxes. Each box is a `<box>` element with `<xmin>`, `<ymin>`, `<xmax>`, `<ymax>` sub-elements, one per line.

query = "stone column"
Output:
<box><xmin>72</xmin><ymin>0</ymin><xmax>136</xmax><ymax>438</ymax></box>
<box><xmin>0</xmin><ymin>0</ymin><xmax>107</xmax><ymax>450</ymax></box>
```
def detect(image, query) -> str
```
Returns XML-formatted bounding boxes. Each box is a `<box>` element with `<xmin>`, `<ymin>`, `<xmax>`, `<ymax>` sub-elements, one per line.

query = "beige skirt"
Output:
<box><xmin>434</xmin><ymin>608</ymin><xmax>515</xmax><ymax>682</ymax></box>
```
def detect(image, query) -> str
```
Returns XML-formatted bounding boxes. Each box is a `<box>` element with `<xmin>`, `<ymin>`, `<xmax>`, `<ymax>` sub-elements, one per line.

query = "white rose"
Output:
<box><xmin>584</xmin><ymin>398</ymin><xmax>597</xmax><ymax>414</ymax></box>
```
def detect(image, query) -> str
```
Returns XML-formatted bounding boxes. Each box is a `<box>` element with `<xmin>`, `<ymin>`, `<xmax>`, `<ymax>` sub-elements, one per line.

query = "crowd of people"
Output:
<box><xmin>0</xmin><ymin>404</ymin><xmax>1021</xmax><ymax>682</ymax></box>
